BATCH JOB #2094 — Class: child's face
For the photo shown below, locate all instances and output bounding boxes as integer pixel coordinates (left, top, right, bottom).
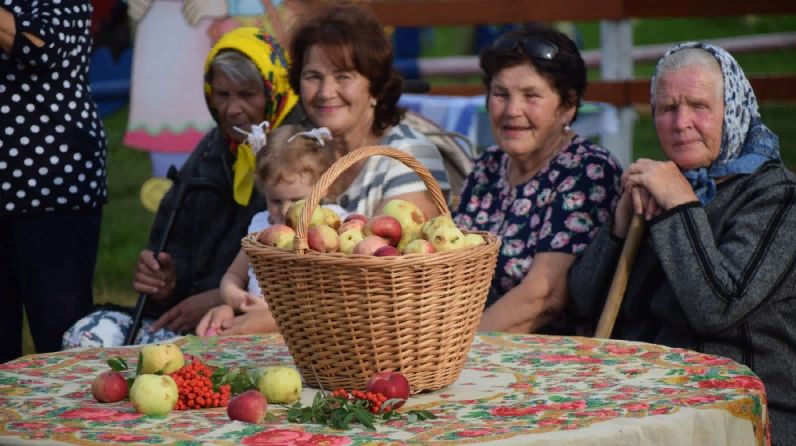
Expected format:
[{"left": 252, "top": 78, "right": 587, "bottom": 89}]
[{"left": 264, "top": 172, "right": 315, "bottom": 225}]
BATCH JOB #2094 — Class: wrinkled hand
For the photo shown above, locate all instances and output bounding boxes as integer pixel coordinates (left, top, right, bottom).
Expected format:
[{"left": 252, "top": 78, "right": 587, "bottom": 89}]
[
  {"left": 220, "top": 309, "right": 278, "bottom": 335},
  {"left": 133, "top": 250, "right": 176, "bottom": 302},
  {"left": 182, "top": 0, "right": 228, "bottom": 26},
  {"left": 127, "top": 0, "right": 154, "bottom": 22},
  {"left": 623, "top": 158, "right": 697, "bottom": 214},
  {"left": 196, "top": 304, "right": 235, "bottom": 337},
  {"left": 149, "top": 290, "right": 221, "bottom": 334}
]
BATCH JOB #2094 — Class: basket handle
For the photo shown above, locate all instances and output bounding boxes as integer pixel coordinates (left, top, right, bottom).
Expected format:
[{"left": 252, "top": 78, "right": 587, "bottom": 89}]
[{"left": 294, "top": 145, "right": 450, "bottom": 253}]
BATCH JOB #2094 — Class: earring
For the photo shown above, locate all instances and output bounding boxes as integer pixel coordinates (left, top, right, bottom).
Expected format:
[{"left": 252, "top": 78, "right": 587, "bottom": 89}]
[
  {"left": 564, "top": 123, "right": 571, "bottom": 132},
  {"left": 370, "top": 98, "right": 377, "bottom": 108}
]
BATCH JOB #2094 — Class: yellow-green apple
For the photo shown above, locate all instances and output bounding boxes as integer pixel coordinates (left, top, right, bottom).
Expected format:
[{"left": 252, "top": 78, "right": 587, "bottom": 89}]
[
  {"left": 339, "top": 229, "right": 364, "bottom": 255},
  {"left": 374, "top": 245, "right": 401, "bottom": 256},
  {"left": 91, "top": 370, "right": 129, "bottom": 403},
  {"left": 139, "top": 343, "right": 185, "bottom": 374},
  {"left": 227, "top": 389, "right": 268, "bottom": 424},
  {"left": 307, "top": 224, "right": 340, "bottom": 253},
  {"left": 366, "top": 371, "right": 410, "bottom": 410},
  {"left": 338, "top": 219, "right": 366, "bottom": 235},
  {"left": 379, "top": 199, "right": 426, "bottom": 251},
  {"left": 364, "top": 215, "right": 402, "bottom": 246},
  {"left": 421, "top": 215, "right": 457, "bottom": 240},
  {"left": 403, "top": 239, "right": 435, "bottom": 255},
  {"left": 257, "top": 224, "right": 295, "bottom": 250},
  {"left": 285, "top": 199, "right": 326, "bottom": 230},
  {"left": 130, "top": 374, "right": 178, "bottom": 415},
  {"left": 257, "top": 366, "right": 302, "bottom": 404},
  {"left": 322, "top": 207, "right": 341, "bottom": 230},
  {"left": 353, "top": 235, "right": 389, "bottom": 255},
  {"left": 462, "top": 233, "right": 486, "bottom": 247},
  {"left": 430, "top": 226, "right": 466, "bottom": 252}
]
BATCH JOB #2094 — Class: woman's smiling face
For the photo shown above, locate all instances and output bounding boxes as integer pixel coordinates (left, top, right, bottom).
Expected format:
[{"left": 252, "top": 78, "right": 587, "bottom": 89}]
[
  {"left": 487, "top": 63, "right": 573, "bottom": 161},
  {"left": 299, "top": 45, "right": 375, "bottom": 142}
]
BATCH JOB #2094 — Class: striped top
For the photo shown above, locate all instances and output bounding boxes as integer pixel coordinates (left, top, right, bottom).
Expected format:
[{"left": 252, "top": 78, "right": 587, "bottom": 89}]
[{"left": 336, "top": 123, "right": 450, "bottom": 216}]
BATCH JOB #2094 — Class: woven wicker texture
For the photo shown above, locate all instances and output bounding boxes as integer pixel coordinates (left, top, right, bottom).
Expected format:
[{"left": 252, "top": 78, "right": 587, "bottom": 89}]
[{"left": 242, "top": 146, "right": 500, "bottom": 393}]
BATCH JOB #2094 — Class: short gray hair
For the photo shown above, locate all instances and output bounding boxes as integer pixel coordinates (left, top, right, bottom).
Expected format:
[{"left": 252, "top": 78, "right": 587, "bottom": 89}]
[
  {"left": 207, "top": 50, "right": 262, "bottom": 87},
  {"left": 651, "top": 48, "right": 723, "bottom": 106}
]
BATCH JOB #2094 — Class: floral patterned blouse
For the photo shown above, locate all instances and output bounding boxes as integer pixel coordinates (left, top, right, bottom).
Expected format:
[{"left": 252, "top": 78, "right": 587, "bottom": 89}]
[{"left": 454, "top": 136, "right": 622, "bottom": 323}]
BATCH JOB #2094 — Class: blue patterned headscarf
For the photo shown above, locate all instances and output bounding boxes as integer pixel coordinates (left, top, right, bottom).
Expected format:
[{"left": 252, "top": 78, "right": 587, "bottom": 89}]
[{"left": 651, "top": 42, "right": 780, "bottom": 205}]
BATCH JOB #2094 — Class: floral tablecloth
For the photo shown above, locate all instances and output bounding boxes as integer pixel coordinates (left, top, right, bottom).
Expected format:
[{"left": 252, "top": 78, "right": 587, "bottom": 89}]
[{"left": 0, "top": 334, "right": 769, "bottom": 445}]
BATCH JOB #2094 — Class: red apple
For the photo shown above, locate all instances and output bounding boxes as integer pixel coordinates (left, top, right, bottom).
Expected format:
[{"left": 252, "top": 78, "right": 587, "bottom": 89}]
[
  {"left": 91, "top": 370, "right": 129, "bottom": 403},
  {"left": 364, "top": 215, "right": 402, "bottom": 246},
  {"left": 344, "top": 213, "right": 369, "bottom": 225},
  {"left": 307, "top": 224, "right": 340, "bottom": 253},
  {"left": 353, "top": 235, "right": 389, "bottom": 255},
  {"left": 366, "top": 371, "right": 410, "bottom": 410},
  {"left": 227, "top": 389, "right": 268, "bottom": 424},
  {"left": 374, "top": 245, "right": 401, "bottom": 256}
]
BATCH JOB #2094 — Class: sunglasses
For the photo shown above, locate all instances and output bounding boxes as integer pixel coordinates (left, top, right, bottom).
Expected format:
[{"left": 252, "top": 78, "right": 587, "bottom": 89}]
[{"left": 492, "top": 36, "right": 558, "bottom": 60}]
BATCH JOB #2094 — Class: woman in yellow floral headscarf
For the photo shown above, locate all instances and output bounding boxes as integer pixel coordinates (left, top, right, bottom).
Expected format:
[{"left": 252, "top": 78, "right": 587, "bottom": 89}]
[{"left": 62, "top": 28, "right": 303, "bottom": 348}]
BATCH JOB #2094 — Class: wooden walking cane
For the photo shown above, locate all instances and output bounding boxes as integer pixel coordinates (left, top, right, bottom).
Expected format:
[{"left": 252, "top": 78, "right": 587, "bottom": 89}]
[{"left": 594, "top": 214, "right": 645, "bottom": 339}]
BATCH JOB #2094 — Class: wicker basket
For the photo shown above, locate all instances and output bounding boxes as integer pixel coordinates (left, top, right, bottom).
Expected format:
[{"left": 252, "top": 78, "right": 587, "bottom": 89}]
[{"left": 242, "top": 146, "right": 500, "bottom": 393}]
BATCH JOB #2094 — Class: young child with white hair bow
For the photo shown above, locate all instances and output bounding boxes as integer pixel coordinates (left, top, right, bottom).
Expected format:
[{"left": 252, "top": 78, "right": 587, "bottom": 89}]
[{"left": 197, "top": 124, "right": 345, "bottom": 336}]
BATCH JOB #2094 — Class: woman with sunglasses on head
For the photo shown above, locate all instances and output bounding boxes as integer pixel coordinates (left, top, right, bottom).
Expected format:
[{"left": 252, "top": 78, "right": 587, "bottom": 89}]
[{"left": 454, "top": 23, "right": 623, "bottom": 334}]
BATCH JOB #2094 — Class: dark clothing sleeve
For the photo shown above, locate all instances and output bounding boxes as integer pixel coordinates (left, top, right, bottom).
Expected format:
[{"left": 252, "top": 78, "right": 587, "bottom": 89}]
[
  {"left": 9, "top": 0, "right": 91, "bottom": 70},
  {"left": 650, "top": 185, "right": 796, "bottom": 334},
  {"left": 567, "top": 222, "right": 625, "bottom": 321}
]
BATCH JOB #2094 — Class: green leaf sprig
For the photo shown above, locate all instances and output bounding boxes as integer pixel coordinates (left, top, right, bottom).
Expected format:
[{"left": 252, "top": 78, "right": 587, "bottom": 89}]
[{"left": 286, "top": 392, "right": 437, "bottom": 431}]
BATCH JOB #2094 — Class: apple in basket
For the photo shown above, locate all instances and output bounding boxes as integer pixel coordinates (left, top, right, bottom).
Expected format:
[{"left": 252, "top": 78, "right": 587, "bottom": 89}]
[
  {"left": 429, "top": 226, "right": 466, "bottom": 252},
  {"left": 91, "top": 370, "right": 129, "bottom": 403},
  {"left": 339, "top": 228, "right": 365, "bottom": 255},
  {"left": 344, "top": 213, "right": 369, "bottom": 225},
  {"left": 307, "top": 224, "right": 340, "bottom": 253},
  {"left": 374, "top": 245, "right": 401, "bottom": 256},
  {"left": 353, "top": 235, "right": 389, "bottom": 255},
  {"left": 338, "top": 218, "right": 366, "bottom": 235},
  {"left": 379, "top": 199, "right": 426, "bottom": 251},
  {"left": 257, "top": 224, "right": 295, "bottom": 250},
  {"left": 403, "top": 238, "right": 435, "bottom": 255},
  {"left": 364, "top": 215, "right": 402, "bottom": 246},
  {"left": 366, "top": 371, "right": 410, "bottom": 409},
  {"left": 420, "top": 215, "right": 458, "bottom": 241},
  {"left": 285, "top": 199, "right": 326, "bottom": 230},
  {"left": 463, "top": 233, "right": 486, "bottom": 247},
  {"left": 322, "top": 207, "right": 342, "bottom": 230}
]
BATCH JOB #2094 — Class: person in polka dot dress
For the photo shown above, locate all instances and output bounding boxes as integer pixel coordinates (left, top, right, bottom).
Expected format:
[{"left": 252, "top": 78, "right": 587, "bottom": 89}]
[{"left": 0, "top": 0, "right": 107, "bottom": 362}]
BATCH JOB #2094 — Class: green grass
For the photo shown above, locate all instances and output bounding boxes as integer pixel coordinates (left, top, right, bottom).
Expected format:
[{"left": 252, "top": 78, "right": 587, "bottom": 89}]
[{"left": 20, "top": 15, "right": 796, "bottom": 355}]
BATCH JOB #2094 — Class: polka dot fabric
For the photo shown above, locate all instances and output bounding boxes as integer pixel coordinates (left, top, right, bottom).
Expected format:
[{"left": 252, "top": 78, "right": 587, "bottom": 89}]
[{"left": 0, "top": 0, "right": 107, "bottom": 215}]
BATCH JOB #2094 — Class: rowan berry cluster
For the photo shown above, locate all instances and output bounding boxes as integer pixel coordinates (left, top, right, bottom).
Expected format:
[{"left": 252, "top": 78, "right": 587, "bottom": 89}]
[
  {"left": 170, "top": 359, "right": 231, "bottom": 410},
  {"left": 331, "top": 388, "right": 389, "bottom": 414}
]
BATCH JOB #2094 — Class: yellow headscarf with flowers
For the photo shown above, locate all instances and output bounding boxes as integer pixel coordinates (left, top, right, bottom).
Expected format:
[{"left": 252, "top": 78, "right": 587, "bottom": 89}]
[{"left": 204, "top": 27, "right": 299, "bottom": 206}]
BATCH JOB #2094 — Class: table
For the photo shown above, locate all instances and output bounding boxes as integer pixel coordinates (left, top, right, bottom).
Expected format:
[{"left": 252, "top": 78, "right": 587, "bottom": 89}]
[{"left": 0, "top": 334, "right": 769, "bottom": 445}]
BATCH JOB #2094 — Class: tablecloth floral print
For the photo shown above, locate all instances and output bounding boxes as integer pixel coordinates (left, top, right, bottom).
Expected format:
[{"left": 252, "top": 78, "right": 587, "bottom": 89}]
[{"left": 0, "top": 333, "right": 769, "bottom": 445}]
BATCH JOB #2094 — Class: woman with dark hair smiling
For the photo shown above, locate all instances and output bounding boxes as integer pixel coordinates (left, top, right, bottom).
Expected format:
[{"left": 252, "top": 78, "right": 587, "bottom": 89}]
[
  {"left": 454, "top": 23, "right": 623, "bottom": 334},
  {"left": 288, "top": 2, "right": 449, "bottom": 218}
]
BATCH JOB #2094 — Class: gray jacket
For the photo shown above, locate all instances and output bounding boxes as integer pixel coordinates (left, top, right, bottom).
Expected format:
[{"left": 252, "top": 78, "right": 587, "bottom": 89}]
[{"left": 568, "top": 161, "right": 796, "bottom": 445}]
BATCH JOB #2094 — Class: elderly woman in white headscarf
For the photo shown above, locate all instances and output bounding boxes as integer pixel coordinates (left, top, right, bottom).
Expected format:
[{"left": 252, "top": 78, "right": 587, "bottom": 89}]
[{"left": 567, "top": 42, "right": 795, "bottom": 444}]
